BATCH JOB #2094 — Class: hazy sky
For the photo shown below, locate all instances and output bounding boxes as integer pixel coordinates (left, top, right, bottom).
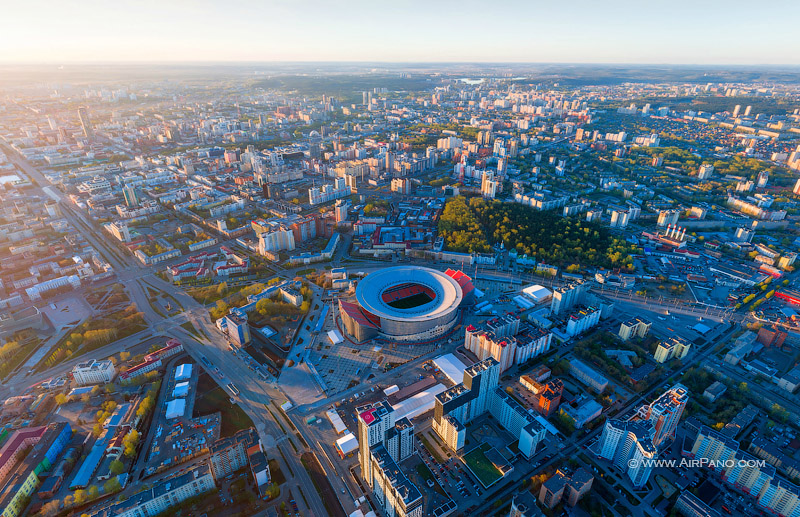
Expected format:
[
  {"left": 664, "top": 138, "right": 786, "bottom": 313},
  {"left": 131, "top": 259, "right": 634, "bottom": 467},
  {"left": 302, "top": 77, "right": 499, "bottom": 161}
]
[{"left": 2, "top": 0, "right": 799, "bottom": 64}]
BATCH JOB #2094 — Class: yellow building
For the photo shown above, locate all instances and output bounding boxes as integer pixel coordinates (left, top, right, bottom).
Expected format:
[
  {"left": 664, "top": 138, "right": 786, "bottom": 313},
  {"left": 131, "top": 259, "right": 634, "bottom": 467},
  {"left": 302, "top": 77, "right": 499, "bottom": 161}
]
[
  {"left": 619, "top": 316, "right": 652, "bottom": 341},
  {"left": 654, "top": 336, "right": 690, "bottom": 363}
]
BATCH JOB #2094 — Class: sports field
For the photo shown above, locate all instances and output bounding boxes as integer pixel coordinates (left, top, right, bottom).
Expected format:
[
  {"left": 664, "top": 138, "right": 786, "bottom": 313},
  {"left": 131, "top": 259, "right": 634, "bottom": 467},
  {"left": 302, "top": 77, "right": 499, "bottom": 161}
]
[
  {"left": 463, "top": 444, "right": 503, "bottom": 488},
  {"left": 387, "top": 291, "right": 434, "bottom": 309}
]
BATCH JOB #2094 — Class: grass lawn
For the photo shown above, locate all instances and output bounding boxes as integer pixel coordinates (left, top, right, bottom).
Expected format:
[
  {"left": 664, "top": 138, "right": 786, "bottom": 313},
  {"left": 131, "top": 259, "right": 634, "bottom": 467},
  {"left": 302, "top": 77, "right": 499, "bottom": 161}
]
[
  {"left": 180, "top": 321, "right": 201, "bottom": 339},
  {"left": 148, "top": 297, "right": 165, "bottom": 318},
  {"left": 415, "top": 463, "right": 446, "bottom": 496},
  {"left": 0, "top": 339, "right": 40, "bottom": 380},
  {"left": 193, "top": 374, "right": 254, "bottom": 437},
  {"left": 463, "top": 444, "right": 503, "bottom": 488},
  {"left": 268, "top": 459, "right": 286, "bottom": 485}
]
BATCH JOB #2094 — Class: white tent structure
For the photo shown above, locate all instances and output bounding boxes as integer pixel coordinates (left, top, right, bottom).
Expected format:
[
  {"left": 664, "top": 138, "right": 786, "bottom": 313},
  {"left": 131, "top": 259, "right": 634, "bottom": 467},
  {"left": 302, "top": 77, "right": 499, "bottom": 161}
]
[
  {"left": 326, "top": 409, "right": 347, "bottom": 434},
  {"left": 172, "top": 382, "right": 190, "bottom": 398},
  {"left": 433, "top": 353, "right": 469, "bottom": 384},
  {"left": 335, "top": 432, "right": 358, "bottom": 457},
  {"left": 391, "top": 384, "right": 447, "bottom": 421},
  {"left": 522, "top": 284, "right": 552, "bottom": 304},
  {"left": 165, "top": 399, "right": 185, "bottom": 420},
  {"left": 175, "top": 364, "right": 192, "bottom": 381},
  {"left": 328, "top": 329, "right": 344, "bottom": 345}
]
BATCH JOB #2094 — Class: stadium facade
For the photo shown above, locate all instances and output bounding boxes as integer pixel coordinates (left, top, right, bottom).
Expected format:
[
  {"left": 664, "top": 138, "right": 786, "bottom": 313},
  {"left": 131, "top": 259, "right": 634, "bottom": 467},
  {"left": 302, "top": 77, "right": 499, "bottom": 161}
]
[{"left": 339, "top": 266, "right": 472, "bottom": 343}]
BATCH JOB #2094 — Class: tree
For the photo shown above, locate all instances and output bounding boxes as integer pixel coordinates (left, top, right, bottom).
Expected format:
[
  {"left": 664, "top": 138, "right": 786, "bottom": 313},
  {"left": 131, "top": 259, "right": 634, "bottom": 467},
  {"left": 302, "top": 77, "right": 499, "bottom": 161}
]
[
  {"left": 40, "top": 499, "right": 61, "bottom": 517},
  {"left": 104, "top": 478, "right": 122, "bottom": 494},
  {"left": 109, "top": 459, "right": 125, "bottom": 476},
  {"left": 123, "top": 429, "right": 140, "bottom": 457},
  {"left": 73, "top": 489, "right": 87, "bottom": 504},
  {"left": 210, "top": 300, "right": 229, "bottom": 320},
  {"left": 119, "top": 351, "right": 131, "bottom": 362},
  {"left": 55, "top": 393, "right": 68, "bottom": 405},
  {"left": 63, "top": 494, "right": 73, "bottom": 508},
  {"left": 87, "top": 485, "right": 99, "bottom": 500}
]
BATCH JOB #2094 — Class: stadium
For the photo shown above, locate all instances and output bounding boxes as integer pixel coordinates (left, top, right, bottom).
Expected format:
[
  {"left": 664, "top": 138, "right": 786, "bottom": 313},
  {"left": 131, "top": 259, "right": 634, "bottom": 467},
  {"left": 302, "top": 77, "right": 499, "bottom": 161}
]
[{"left": 339, "top": 266, "right": 473, "bottom": 343}]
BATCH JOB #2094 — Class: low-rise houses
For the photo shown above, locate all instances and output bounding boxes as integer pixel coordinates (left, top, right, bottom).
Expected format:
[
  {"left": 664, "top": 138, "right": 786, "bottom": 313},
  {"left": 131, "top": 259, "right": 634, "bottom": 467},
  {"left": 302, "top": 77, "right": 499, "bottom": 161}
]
[{"left": 568, "top": 359, "right": 609, "bottom": 392}]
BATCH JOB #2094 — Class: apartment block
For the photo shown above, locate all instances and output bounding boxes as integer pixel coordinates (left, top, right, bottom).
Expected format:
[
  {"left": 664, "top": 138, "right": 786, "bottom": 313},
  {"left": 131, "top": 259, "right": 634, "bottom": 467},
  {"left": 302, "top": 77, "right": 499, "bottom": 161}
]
[
  {"left": 654, "top": 336, "right": 691, "bottom": 364},
  {"left": 538, "top": 467, "right": 593, "bottom": 508},
  {"left": 598, "top": 419, "right": 657, "bottom": 487},
  {"left": 618, "top": 316, "right": 651, "bottom": 341}
]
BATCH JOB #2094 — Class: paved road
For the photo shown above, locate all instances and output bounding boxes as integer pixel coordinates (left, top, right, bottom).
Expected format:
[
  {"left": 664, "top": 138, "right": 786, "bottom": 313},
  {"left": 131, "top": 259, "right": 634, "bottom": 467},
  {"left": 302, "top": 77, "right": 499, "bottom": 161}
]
[{"left": 3, "top": 146, "right": 332, "bottom": 516}]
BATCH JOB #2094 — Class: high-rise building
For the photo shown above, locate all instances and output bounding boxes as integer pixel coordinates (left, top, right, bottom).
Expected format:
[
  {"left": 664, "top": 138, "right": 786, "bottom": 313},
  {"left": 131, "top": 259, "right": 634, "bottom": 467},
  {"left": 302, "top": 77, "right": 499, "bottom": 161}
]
[
  {"left": 481, "top": 171, "right": 497, "bottom": 198},
  {"left": 224, "top": 314, "right": 251, "bottom": 346},
  {"left": 635, "top": 384, "right": 689, "bottom": 446},
  {"left": 688, "top": 425, "right": 800, "bottom": 517},
  {"left": 356, "top": 401, "right": 414, "bottom": 486},
  {"left": 356, "top": 401, "right": 419, "bottom": 517},
  {"left": 598, "top": 419, "right": 657, "bottom": 487},
  {"left": 657, "top": 209, "right": 680, "bottom": 227},
  {"left": 550, "top": 279, "right": 590, "bottom": 315},
  {"left": 733, "top": 105, "right": 741, "bottom": 118},
  {"left": 610, "top": 209, "right": 630, "bottom": 228},
  {"left": 123, "top": 185, "right": 140, "bottom": 207},
  {"left": 433, "top": 358, "right": 546, "bottom": 459},
  {"left": 734, "top": 227, "right": 755, "bottom": 243},
  {"left": 209, "top": 428, "right": 259, "bottom": 481},
  {"left": 757, "top": 171, "right": 769, "bottom": 188},
  {"left": 698, "top": 164, "right": 714, "bottom": 180},
  {"left": 463, "top": 314, "right": 521, "bottom": 372},
  {"left": 793, "top": 178, "right": 800, "bottom": 195},
  {"left": 565, "top": 306, "right": 601, "bottom": 336},
  {"left": 334, "top": 199, "right": 349, "bottom": 224},
  {"left": 78, "top": 107, "right": 94, "bottom": 139}
]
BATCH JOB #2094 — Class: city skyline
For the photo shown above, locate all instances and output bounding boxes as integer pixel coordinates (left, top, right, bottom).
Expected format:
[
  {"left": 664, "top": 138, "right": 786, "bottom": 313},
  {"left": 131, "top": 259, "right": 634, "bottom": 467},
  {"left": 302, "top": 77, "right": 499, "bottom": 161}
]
[{"left": 2, "top": 0, "right": 800, "bottom": 65}]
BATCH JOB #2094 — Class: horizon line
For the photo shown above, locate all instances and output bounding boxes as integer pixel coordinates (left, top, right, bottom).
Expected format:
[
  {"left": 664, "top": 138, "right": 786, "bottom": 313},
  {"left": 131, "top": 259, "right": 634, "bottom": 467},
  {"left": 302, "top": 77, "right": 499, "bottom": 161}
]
[{"left": 1, "top": 60, "right": 800, "bottom": 68}]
